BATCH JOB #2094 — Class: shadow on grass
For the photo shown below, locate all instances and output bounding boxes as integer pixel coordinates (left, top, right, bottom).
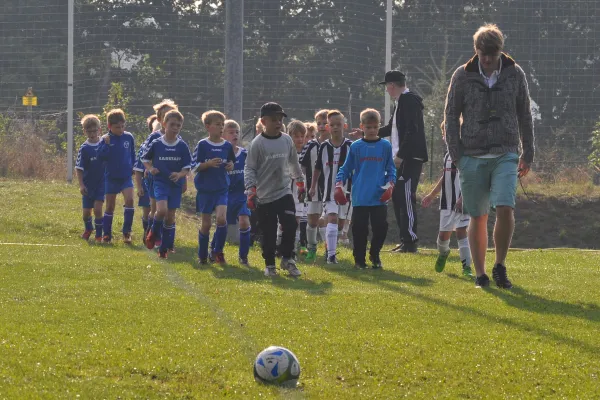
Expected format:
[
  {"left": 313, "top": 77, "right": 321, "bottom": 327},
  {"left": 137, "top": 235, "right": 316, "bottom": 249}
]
[
  {"left": 446, "top": 274, "right": 600, "bottom": 323},
  {"left": 165, "top": 245, "right": 333, "bottom": 296}
]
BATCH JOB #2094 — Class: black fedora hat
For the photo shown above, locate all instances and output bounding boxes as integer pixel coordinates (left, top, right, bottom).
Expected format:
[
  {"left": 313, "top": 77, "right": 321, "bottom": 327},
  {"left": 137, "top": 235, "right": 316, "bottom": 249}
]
[{"left": 379, "top": 70, "right": 406, "bottom": 85}]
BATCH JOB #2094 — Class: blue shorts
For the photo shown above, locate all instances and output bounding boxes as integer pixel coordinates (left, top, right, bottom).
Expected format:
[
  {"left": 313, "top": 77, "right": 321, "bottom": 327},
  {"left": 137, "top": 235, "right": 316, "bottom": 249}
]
[
  {"left": 138, "top": 177, "right": 151, "bottom": 207},
  {"left": 227, "top": 199, "right": 251, "bottom": 224},
  {"left": 196, "top": 191, "right": 228, "bottom": 215},
  {"left": 458, "top": 152, "right": 519, "bottom": 217},
  {"left": 82, "top": 188, "right": 105, "bottom": 209},
  {"left": 153, "top": 181, "right": 183, "bottom": 209},
  {"left": 105, "top": 177, "right": 133, "bottom": 195}
]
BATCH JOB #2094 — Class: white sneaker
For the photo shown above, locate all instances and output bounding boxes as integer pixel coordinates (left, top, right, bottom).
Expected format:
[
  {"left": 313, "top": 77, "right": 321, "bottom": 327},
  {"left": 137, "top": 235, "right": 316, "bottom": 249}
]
[
  {"left": 281, "top": 258, "right": 302, "bottom": 277},
  {"left": 264, "top": 266, "right": 278, "bottom": 277}
]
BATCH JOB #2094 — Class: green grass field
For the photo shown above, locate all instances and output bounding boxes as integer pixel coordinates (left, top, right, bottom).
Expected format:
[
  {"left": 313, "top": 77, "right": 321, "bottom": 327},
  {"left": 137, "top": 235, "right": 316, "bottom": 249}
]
[{"left": 1, "top": 179, "right": 599, "bottom": 399}]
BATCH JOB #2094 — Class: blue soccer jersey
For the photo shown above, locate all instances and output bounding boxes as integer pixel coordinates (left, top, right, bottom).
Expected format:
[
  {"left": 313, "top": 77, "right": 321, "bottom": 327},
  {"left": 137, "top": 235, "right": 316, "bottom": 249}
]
[
  {"left": 192, "top": 138, "right": 236, "bottom": 193},
  {"left": 228, "top": 147, "right": 247, "bottom": 202},
  {"left": 141, "top": 136, "right": 192, "bottom": 188},
  {"left": 336, "top": 137, "right": 396, "bottom": 207},
  {"left": 75, "top": 140, "right": 105, "bottom": 193},
  {"left": 134, "top": 130, "right": 162, "bottom": 173},
  {"left": 98, "top": 131, "right": 136, "bottom": 179}
]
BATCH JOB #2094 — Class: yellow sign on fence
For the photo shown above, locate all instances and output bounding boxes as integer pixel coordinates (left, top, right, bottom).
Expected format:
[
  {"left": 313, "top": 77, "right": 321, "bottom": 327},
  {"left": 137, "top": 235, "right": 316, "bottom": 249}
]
[{"left": 22, "top": 87, "right": 37, "bottom": 106}]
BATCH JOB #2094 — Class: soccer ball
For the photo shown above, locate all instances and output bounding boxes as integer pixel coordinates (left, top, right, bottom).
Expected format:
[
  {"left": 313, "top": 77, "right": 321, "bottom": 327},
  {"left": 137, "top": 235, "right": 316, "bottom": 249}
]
[{"left": 253, "top": 346, "right": 301, "bottom": 386}]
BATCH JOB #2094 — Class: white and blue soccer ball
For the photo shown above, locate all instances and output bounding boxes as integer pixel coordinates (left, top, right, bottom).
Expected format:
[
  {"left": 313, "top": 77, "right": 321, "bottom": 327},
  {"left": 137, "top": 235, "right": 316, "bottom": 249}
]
[{"left": 253, "top": 346, "right": 301, "bottom": 386}]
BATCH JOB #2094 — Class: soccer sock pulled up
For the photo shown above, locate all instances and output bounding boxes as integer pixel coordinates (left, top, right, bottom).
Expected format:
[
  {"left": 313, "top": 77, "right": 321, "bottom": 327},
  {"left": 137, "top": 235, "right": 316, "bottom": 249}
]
[
  {"left": 103, "top": 213, "right": 113, "bottom": 237},
  {"left": 319, "top": 226, "right": 327, "bottom": 243},
  {"left": 306, "top": 225, "right": 318, "bottom": 251},
  {"left": 142, "top": 217, "right": 148, "bottom": 233},
  {"left": 198, "top": 231, "right": 210, "bottom": 260},
  {"left": 94, "top": 218, "right": 103, "bottom": 238},
  {"left": 160, "top": 224, "right": 175, "bottom": 252},
  {"left": 83, "top": 217, "right": 93, "bottom": 232},
  {"left": 123, "top": 207, "right": 135, "bottom": 234},
  {"left": 326, "top": 223, "right": 338, "bottom": 257},
  {"left": 152, "top": 219, "right": 164, "bottom": 242},
  {"left": 458, "top": 237, "right": 471, "bottom": 266},
  {"left": 437, "top": 237, "right": 451, "bottom": 254},
  {"left": 239, "top": 227, "right": 251, "bottom": 259},
  {"left": 214, "top": 224, "right": 228, "bottom": 253}
]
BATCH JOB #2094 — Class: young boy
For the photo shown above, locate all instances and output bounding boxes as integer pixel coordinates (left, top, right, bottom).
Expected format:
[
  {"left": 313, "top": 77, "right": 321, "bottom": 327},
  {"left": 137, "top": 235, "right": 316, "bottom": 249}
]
[
  {"left": 309, "top": 110, "right": 353, "bottom": 264},
  {"left": 142, "top": 110, "right": 191, "bottom": 258},
  {"left": 304, "top": 122, "right": 317, "bottom": 144},
  {"left": 277, "top": 120, "right": 308, "bottom": 256},
  {"left": 134, "top": 100, "right": 178, "bottom": 248},
  {"left": 336, "top": 109, "right": 396, "bottom": 269},
  {"left": 421, "top": 123, "right": 472, "bottom": 276},
  {"left": 245, "top": 102, "right": 305, "bottom": 277},
  {"left": 300, "top": 109, "right": 330, "bottom": 262},
  {"left": 192, "top": 110, "right": 235, "bottom": 264},
  {"left": 98, "top": 109, "right": 136, "bottom": 244},
  {"left": 219, "top": 119, "right": 252, "bottom": 265},
  {"left": 75, "top": 115, "right": 105, "bottom": 242}
]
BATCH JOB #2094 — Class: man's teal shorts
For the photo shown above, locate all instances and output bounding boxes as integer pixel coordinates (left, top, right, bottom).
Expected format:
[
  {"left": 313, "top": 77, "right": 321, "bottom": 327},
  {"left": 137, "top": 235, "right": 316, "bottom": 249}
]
[{"left": 458, "top": 152, "right": 518, "bottom": 217}]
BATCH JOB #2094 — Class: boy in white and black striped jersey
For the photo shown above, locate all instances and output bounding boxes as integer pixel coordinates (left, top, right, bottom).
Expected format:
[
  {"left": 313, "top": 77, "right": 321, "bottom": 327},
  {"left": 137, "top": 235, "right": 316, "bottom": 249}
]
[{"left": 422, "top": 149, "right": 473, "bottom": 277}]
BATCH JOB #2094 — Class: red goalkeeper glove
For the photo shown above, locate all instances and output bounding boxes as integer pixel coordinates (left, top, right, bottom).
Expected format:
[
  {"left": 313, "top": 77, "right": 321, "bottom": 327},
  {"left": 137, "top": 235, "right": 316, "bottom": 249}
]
[
  {"left": 380, "top": 182, "right": 394, "bottom": 203},
  {"left": 247, "top": 187, "right": 258, "bottom": 210},
  {"left": 296, "top": 182, "right": 306, "bottom": 203},
  {"left": 334, "top": 182, "right": 348, "bottom": 205}
]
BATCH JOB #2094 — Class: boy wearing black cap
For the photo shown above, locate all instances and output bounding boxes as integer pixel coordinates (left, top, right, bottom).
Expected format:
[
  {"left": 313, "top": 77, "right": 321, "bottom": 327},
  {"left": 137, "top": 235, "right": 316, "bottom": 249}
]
[{"left": 244, "top": 103, "right": 306, "bottom": 277}]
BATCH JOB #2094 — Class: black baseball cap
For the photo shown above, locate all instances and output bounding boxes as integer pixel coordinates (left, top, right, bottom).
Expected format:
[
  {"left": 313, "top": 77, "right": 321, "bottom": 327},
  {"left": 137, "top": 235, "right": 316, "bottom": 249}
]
[
  {"left": 379, "top": 70, "right": 406, "bottom": 85},
  {"left": 260, "top": 102, "right": 288, "bottom": 118}
]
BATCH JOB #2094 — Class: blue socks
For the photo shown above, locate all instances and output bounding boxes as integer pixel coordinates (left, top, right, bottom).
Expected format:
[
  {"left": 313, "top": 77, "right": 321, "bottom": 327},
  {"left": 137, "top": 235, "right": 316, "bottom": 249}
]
[
  {"left": 214, "top": 224, "right": 228, "bottom": 253},
  {"left": 94, "top": 218, "right": 103, "bottom": 239},
  {"left": 161, "top": 224, "right": 175, "bottom": 252},
  {"left": 239, "top": 227, "right": 251, "bottom": 259},
  {"left": 103, "top": 213, "right": 113, "bottom": 238},
  {"left": 142, "top": 217, "right": 148, "bottom": 233},
  {"left": 152, "top": 219, "right": 164, "bottom": 242},
  {"left": 84, "top": 217, "right": 93, "bottom": 232},
  {"left": 198, "top": 231, "right": 210, "bottom": 260},
  {"left": 123, "top": 207, "right": 135, "bottom": 234}
]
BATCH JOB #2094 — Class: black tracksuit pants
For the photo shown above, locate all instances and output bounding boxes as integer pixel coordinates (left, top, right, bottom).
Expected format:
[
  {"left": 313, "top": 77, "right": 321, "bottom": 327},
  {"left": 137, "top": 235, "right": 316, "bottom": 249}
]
[
  {"left": 392, "top": 160, "right": 423, "bottom": 244},
  {"left": 257, "top": 194, "right": 297, "bottom": 267},
  {"left": 352, "top": 205, "right": 388, "bottom": 264}
]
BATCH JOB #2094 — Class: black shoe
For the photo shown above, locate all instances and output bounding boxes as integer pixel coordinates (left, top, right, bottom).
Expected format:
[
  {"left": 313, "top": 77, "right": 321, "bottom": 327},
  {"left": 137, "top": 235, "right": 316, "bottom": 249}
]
[
  {"left": 370, "top": 254, "right": 383, "bottom": 269},
  {"left": 354, "top": 262, "right": 368, "bottom": 269},
  {"left": 475, "top": 274, "right": 490, "bottom": 288},
  {"left": 399, "top": 242, "right": 418, "bottom": 253},
  {"left": 492, "top": 263, "right": 513, "bottom": 289}
]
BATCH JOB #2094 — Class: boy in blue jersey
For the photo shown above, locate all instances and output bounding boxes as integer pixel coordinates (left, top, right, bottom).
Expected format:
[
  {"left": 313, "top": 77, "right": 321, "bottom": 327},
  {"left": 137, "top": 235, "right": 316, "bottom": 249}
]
[
  {"left": 134, "top": 100, "right": 178, "bottom": 248},
  {"left": 141, "top": 110, "right": 191, "bottom": 258},
  {"left": 75, "top": 115, "right": 105, "bottom": 242},
  {"left": 218, "top": 119, "right": 252, "bottom": 265},
  {"left": 192, "top": 110, "right": 235, "bottom": 265},
  {"left": 336, "top": 109, "right": 396, "bottom": 269},
  {"left": 98, "top": 109, "right": 136, "bottom": 244}
]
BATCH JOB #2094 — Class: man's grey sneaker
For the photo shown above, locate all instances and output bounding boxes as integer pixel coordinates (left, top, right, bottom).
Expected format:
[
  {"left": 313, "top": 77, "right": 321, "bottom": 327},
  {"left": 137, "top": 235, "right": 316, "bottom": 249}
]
[
  {"left": 354, "top": 262, "right": 368, "bottom": 269},
  {"left": 435, "top": 250, "right": 450, "bottom": 273},
  {"left": 492, "top": 263, "right": 513, "bottom": 289},
  {"left": 370, "top": 254, "right": 383, "bottom": 269},
  {"left": 475, "top": 273, "right": 490, "bottom": 288},
  {"left": 327, "top": 255, "right": 338, "bottom": 264},
  {"left": 264, "top": 266, "right": 278, "bottom": 277},
  {"left": 281, "top": 258, "right": 302, "bottom": 277},
  {"left": 239, "top": 257, "right": 249, "bottom": 266}
]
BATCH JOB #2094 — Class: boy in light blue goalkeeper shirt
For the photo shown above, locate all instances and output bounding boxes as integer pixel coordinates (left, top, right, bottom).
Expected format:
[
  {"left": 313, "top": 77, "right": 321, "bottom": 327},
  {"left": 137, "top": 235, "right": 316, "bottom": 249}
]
[
  {"left": 97, "top": 109, "right": 136, "bottom": 244},
  {"left": 192, "top": 110, "right": 235, "bottom": 265},
  {"left": 336, "top": 109, "right": 396, "bottom": 269},
  {"left": 75, "top": 114, "right": 105, "bottom": 242},
  {"left": 141, "top": 110, "right": 191, "bottom": 259}
]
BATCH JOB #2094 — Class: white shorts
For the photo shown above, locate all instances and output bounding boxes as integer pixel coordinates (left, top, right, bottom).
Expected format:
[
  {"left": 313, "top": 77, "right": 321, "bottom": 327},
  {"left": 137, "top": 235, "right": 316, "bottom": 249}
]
[
  {"left": 323, "top": 201, "right": 352, "bottom": 219},
  {"left": 439, "top": 210, "right": 470, "bottom": 232},
  {"left": 307, "top": 201, "right": 323, "bottom": 216},
  {"left": 295, "top": 202, "right": 308, "bottom": 218}
]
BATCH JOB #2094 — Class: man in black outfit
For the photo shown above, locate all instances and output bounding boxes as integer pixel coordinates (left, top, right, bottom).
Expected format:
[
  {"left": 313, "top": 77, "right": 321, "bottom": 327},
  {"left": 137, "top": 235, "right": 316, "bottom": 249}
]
[{"left": 378, "top": 71, "right": 428, "bottom": 253}]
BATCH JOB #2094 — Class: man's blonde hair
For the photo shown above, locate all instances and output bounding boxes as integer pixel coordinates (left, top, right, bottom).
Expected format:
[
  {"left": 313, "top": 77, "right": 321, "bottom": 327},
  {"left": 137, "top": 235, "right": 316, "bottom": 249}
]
[
  {"left": 473, "top": 23, "right": 504, "bottom": 54},
  {"left": 81, "top": 114, "right": 101, "bottom": 130},
  {"left": 153, "top": 99, "right": 178, "bottom": 122},
  {"left": 224, "top": 119, "right": 240, "bottom": 131},
  {"left": 287, "top": 120, "right": 306, "bottom": 137},
  {"left": 360, "top": 108, "right": 381, "bottom": 125},
  {"left": 314, "top": 109, "right": 329, "bottom": 121},
  {"left": 202, "top": 110, "right": 226, "bottom": 126}
]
